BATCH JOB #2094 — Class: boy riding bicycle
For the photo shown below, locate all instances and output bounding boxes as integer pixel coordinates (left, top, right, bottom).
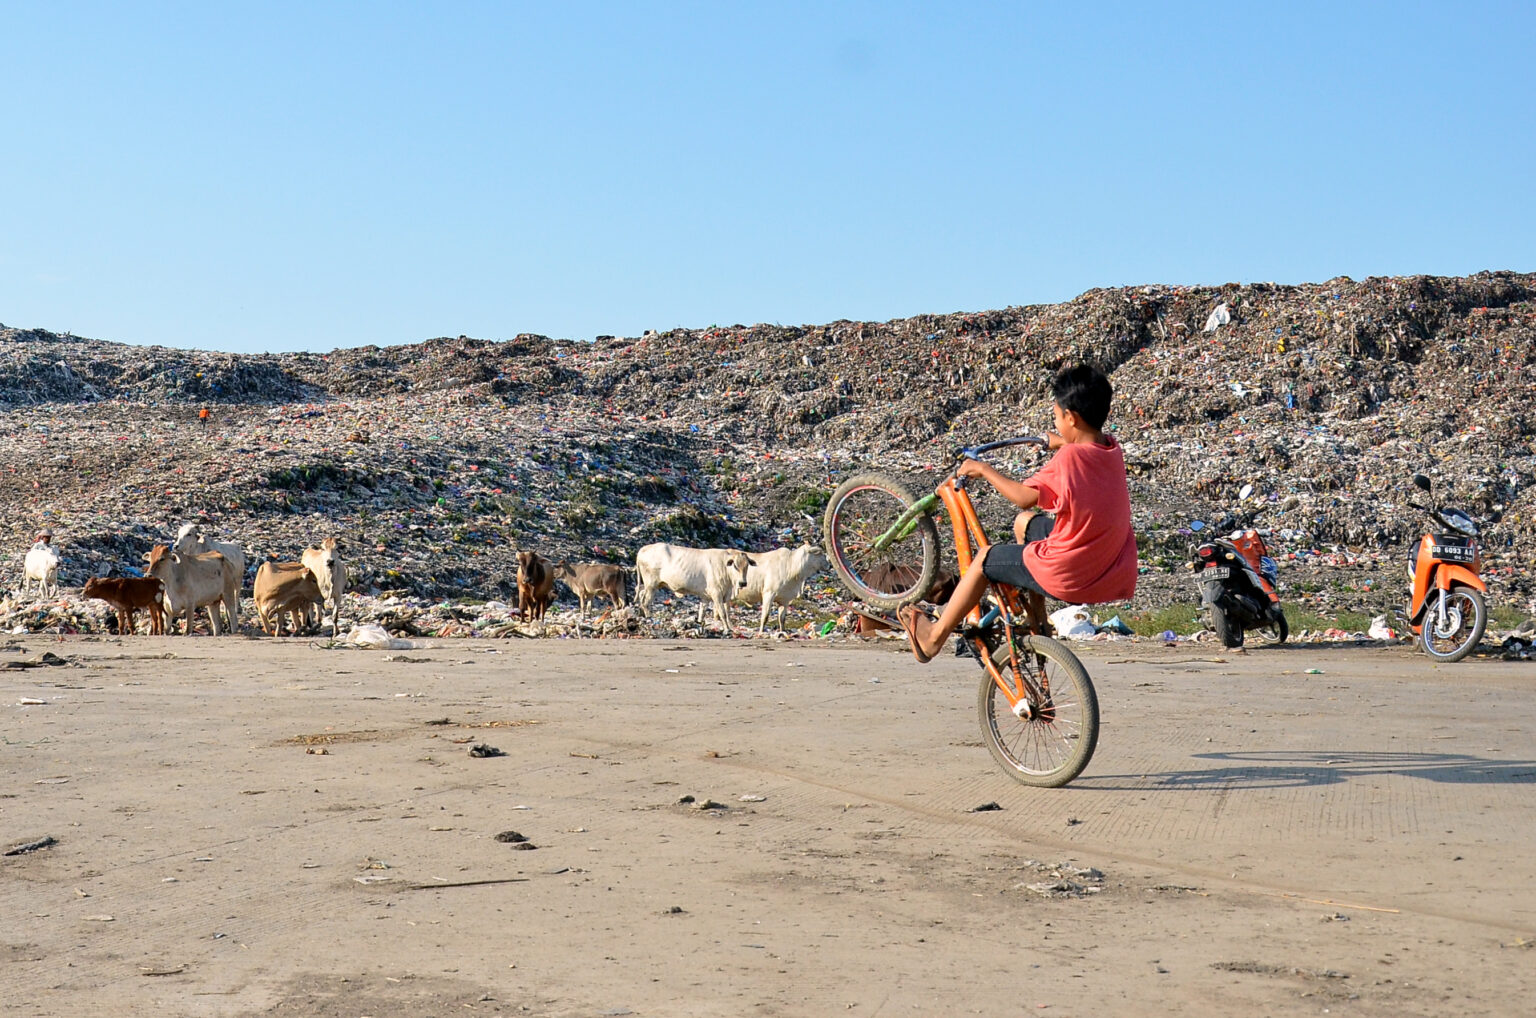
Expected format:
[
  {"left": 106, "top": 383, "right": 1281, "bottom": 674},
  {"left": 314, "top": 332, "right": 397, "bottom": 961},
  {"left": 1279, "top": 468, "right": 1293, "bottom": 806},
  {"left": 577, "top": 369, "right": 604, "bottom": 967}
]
[{"left": 900, "top": 364, "right": 1137, "bottom": 662}]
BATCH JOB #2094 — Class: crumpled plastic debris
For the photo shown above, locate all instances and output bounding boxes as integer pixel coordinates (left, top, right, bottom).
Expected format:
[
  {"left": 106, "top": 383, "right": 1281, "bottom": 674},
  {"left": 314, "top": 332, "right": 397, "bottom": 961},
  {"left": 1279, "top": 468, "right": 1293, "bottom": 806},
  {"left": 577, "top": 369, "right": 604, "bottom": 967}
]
[
  {"left": 343, "top": 623, "right": 421, "bottom": 650},
  {"left": 1048, "top": 604, "right": 1097, "bottom": 640},
  {"left": 1202, "top": 302, "right": 1232, "bottom": 333}
]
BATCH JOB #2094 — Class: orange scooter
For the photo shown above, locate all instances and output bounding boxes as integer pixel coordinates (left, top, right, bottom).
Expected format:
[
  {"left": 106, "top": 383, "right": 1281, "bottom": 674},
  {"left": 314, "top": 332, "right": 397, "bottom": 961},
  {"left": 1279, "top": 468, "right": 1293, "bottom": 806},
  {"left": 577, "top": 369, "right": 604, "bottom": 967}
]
[{"left": 1399, "top": 473, "right": 1487, "bottom": 662}]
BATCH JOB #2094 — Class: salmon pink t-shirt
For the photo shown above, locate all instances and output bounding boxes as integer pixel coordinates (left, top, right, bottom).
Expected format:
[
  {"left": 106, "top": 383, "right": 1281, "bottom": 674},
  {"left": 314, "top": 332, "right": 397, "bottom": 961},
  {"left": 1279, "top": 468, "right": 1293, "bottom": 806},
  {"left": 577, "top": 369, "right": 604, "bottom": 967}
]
[{"left": 1018, "top": 436, "right": 1137, "bottom": 603}]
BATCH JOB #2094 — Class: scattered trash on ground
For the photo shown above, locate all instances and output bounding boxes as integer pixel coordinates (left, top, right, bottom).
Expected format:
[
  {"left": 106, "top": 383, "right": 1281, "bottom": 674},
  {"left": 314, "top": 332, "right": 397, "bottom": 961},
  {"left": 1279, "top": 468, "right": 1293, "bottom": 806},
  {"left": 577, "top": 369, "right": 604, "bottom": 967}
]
[
  {"left": 4, "top": 835, "right": 58, "bottom": 856},
  {"left": 1016, "top": 860, "right": 1106, "bottom": 898}
]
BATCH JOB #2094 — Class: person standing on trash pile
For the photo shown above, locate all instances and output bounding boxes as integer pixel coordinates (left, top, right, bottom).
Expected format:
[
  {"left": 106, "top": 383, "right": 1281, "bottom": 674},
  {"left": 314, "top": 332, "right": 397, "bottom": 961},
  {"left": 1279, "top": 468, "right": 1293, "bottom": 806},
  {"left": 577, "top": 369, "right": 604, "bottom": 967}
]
[{"left": 900, "top": 364, "right": 1138, "bottom": 662}]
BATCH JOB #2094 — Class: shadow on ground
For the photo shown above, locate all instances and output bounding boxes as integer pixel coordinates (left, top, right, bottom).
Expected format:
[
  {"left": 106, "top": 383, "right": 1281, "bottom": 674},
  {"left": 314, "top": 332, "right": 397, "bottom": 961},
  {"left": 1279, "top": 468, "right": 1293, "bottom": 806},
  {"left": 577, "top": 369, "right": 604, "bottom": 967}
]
[{"left": 1081, "top": 750, "right": 1536, "bottom": 791}]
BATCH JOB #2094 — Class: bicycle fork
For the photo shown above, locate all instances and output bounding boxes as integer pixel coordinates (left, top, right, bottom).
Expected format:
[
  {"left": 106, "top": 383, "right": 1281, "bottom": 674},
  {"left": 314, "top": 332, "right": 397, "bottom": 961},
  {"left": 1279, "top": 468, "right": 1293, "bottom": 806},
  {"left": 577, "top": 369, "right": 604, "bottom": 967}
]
[
  {"left": 870, "top": 493, "right": 942, "bottom": 554},
  {"left": 968, "top": 607, "right": 1045, "bottom": 721}
]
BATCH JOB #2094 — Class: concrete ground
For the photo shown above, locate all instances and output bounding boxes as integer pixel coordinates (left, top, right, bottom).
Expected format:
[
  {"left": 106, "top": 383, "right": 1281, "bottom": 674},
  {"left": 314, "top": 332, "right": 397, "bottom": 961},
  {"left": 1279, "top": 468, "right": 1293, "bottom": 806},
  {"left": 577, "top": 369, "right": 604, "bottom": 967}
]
[{"left": 2, "top": 635, "right": 1533, "bottom": 1016}]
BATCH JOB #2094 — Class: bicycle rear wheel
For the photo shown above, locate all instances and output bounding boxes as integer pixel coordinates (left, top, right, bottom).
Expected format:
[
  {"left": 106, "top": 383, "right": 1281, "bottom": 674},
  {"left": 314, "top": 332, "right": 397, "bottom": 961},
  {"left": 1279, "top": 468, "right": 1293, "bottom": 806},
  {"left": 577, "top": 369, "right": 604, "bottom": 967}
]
[
  {"left": 824, "top": 472, "right": 940, "bottom": 610},
  {"left": 978, "top": 635, "right": 1098, "bottom": 788}
]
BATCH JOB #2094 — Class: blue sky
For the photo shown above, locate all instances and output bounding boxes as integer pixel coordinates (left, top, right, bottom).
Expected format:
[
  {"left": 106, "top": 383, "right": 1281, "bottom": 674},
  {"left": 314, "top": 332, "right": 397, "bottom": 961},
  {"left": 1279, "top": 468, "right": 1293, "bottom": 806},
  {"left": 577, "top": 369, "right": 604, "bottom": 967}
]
[{"left": 2, "top": 1, "right": 1531, "bottom": 353}]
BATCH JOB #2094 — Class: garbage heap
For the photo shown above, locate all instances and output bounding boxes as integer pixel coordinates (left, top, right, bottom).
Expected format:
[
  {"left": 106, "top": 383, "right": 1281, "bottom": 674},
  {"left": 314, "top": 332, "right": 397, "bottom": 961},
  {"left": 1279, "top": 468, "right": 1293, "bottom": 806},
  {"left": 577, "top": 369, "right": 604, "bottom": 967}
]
[{"left": 1, "top": 270, "right": 1532, "bottom": 632}]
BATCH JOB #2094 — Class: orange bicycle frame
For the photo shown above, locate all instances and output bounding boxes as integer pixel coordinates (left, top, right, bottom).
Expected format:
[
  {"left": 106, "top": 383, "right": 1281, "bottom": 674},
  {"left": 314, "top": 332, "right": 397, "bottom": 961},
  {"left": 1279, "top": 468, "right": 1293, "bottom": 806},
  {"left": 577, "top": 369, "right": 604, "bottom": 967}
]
[{"left": 935, "top": 478, "right": 1033, "bottom": 709}]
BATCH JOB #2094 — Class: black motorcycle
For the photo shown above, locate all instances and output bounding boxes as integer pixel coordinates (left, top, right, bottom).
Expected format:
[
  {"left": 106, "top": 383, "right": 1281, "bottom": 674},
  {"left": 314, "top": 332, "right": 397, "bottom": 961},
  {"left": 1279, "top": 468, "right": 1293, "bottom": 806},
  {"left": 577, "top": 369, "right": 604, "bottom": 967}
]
[{"left": 1187, "top": 511, "right": 1288, "bottom": 649}]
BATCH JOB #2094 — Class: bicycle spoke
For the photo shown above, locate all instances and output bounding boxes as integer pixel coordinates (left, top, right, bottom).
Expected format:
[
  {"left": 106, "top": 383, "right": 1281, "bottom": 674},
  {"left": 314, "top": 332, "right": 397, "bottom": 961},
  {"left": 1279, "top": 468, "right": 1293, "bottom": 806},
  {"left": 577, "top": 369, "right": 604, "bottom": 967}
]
[
  {"left": 980, "top": 635, "right": 1098, "bottom": 787},
  {"left": 824, "top": 474, "right": 940, "bottom": 609}
]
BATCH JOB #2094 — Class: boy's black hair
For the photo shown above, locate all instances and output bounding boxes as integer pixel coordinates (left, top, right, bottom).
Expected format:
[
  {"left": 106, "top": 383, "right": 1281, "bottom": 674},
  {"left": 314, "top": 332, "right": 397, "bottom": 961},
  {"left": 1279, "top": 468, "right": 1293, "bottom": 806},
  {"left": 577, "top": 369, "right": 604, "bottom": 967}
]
[{"left": 1052, "top": 364, "right": 1112, "bottom": 430}]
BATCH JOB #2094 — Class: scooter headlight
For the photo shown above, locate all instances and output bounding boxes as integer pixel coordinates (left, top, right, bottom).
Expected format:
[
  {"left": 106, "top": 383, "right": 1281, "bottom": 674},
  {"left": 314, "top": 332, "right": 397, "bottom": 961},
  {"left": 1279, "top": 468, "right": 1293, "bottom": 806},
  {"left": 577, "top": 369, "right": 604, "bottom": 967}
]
[{"left": 1441, "top": 508, "right": 1478, "bottom": 537}]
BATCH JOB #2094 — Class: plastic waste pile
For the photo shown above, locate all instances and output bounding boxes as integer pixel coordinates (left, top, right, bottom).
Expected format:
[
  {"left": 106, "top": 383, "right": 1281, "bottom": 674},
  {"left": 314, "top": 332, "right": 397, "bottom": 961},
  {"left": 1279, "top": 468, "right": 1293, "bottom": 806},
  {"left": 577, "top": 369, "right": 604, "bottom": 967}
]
[{"left": 0, "top": 270, "right": 1532, "bottom": 641}]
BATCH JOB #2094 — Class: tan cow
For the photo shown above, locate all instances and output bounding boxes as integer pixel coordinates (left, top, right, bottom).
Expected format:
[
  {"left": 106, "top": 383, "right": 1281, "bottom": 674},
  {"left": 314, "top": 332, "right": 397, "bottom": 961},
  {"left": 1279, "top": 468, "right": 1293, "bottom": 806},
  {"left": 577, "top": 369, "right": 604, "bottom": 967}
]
[
  {"left": 173, "top": 523, "right": 246, "bottom": 626},
  {"left": 144, "top": 545, "right": 240, "bottom": 636},
  {"left": 300, "top": 538, "right": 347, "bottom": 635},
  {"left": 253, "top": 561, "right": 324, "bottom": 636},
  {"left": 552, "top": 561, "right": 628, "bottom": 617}
]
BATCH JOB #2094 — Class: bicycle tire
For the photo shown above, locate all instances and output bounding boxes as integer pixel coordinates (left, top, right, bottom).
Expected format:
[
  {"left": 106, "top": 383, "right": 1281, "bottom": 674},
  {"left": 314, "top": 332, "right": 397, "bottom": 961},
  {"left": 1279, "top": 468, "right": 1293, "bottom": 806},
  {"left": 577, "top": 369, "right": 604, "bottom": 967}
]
[
  {"left": 978, "top": 634, "right": 1099, "bottom": 788},
  {"left": 823, "top": 472, "right": 940, "bottom": 610}
]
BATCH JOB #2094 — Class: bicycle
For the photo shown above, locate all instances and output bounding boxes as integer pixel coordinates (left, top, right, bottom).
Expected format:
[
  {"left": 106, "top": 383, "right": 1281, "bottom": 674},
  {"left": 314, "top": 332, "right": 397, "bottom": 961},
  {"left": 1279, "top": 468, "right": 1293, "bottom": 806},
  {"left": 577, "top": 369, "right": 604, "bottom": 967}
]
[{"left": 822, "top": 436, "right": 1100, "bottom": 788}]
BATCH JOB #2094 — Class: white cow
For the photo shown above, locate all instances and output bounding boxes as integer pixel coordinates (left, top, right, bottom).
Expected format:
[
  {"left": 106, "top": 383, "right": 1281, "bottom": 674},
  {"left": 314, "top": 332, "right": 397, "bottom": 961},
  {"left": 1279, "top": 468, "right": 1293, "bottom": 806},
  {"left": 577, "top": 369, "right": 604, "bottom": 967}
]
[
  {"left": 635, "top": 543, "right": 754, "bottom": 628},
  {"left": 174, "top": 523, "right": 246, "bottom": 626},
  {"left": 301, "top": 537, "right": 348, "bottom": 635},
  {"left": 733, "top": 544, "right": 831, "bottom": 635},
  {"left": 23, "top": 542, "right": 60, "bottom": 597},
  {"left": 145, "top": 544, "right": 240, "bottom": 636}
]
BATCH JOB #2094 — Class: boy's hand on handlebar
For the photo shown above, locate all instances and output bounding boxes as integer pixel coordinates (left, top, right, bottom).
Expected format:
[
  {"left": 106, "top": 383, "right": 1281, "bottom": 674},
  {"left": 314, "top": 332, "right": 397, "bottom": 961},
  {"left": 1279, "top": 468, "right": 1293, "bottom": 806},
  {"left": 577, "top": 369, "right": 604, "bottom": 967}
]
[
  {"left": 1046, "top": 431, "right": 1065, "bottom": 452},
  {"left": 957, "top": 459, "right": 989, "bottom": 479}
]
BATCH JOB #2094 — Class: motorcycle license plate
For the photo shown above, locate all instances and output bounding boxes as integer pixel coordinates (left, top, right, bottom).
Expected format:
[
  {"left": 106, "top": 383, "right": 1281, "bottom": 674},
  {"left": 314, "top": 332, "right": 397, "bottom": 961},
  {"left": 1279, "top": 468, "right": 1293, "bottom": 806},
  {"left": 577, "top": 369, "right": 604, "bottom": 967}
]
[
  {"left": 1199, "top": 566, "right": 1231, "bottom": 580},
  {"left": 1431, "top": 544, "right": 1475, "bottom": 563}
]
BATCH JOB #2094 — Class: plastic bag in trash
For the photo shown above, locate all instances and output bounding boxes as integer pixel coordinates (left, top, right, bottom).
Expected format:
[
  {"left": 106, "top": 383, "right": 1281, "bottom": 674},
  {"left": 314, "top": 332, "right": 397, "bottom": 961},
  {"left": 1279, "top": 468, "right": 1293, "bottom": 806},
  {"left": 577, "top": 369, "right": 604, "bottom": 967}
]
[
  {"left": 1202, "top": 302, "right": 1231, "bottom": 333},
  {"left": 344, "top": 623, "right": 418, "bottom": 650},
  {"left": 1049, "top": 605, "right": 1097, "bottom": 640},
  {"left": 1099, "top": 615, "right": 1134, "bottom": 636},
  {"left": 1367, "top": 615, "right": 1397, "bottom": 641}
]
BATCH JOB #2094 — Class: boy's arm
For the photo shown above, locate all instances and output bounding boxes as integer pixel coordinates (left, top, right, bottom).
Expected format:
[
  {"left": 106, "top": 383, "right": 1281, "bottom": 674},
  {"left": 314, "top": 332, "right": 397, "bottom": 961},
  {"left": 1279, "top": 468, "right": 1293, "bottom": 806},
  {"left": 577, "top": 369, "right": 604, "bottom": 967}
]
[{"left": 956, "top": 460, "right": 1041, "bottom": 511}]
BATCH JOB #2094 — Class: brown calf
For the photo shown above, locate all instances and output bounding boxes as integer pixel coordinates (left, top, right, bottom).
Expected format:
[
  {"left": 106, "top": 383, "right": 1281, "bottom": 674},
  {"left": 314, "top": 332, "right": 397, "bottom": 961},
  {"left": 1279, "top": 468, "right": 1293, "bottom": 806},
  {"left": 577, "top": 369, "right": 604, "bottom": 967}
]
[
  {"left": 517, "top": 551, "right": 555, "bottom": 622},
  {"left": 82, "top": 576, "right": 166, "bottom": 636}
]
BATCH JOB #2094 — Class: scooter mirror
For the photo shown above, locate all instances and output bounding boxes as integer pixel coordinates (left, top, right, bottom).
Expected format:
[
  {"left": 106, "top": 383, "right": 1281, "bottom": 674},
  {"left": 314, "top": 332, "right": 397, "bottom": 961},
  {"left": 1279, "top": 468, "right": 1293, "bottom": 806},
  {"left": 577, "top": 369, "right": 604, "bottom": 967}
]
[
  {"left": 1412, "top": 474, "right": 1432, "bottom": 492},
  {"left": 1190, "top": 520, "right": 1206, "bottom": 533},
  {"left": 1238, "top": 483, "right": 1254, "bottom": 501}
]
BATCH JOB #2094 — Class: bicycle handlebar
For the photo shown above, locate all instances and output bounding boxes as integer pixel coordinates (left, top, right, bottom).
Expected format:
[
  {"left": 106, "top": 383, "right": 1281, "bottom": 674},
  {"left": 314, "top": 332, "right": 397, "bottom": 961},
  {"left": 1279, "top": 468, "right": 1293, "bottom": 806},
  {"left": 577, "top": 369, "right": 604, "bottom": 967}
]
[{"left": 954, "top": 435, "right": 1048, "bottom": 462}]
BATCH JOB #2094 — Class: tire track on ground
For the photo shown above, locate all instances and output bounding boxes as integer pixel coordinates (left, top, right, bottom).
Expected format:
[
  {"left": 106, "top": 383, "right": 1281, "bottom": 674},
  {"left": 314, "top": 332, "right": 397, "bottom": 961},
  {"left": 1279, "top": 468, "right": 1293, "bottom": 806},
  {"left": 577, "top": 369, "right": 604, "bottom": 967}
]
[{"left": 567, "top": 728, "right": 1536, "bottom": 938}]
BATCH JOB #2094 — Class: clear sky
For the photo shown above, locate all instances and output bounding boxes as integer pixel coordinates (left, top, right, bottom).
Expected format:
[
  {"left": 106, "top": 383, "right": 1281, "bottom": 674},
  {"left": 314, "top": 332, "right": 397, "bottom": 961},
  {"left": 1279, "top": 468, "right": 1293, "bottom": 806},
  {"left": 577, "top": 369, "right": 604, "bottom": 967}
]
[{"left": 3, "top": 1, "right": 1532, "bottom": 354}]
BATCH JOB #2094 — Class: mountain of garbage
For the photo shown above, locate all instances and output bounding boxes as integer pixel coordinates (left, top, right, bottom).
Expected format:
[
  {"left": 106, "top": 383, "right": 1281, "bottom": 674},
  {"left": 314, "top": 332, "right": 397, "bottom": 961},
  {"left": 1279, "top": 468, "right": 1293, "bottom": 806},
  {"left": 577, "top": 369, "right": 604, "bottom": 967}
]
[{"left": 2, "top": 269, "right": 1532, "bottom": 628}]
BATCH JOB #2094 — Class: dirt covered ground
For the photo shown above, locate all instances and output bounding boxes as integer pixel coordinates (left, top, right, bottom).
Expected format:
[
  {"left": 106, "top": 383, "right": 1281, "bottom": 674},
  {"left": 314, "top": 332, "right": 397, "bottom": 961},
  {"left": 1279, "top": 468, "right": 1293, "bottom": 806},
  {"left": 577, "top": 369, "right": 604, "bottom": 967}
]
[{"left": 3, "top": 636, "right": 1533, "bottom": 1016}]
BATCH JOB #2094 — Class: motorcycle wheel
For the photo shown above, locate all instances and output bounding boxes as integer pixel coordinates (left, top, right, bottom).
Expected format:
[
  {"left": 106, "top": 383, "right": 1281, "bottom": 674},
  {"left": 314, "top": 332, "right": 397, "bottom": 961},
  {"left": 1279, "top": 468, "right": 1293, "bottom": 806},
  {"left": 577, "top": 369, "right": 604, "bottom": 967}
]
[
  {"left": 1211, "top": 605, "right": 1243, "bottom": 648},
  {"left": 1252, "top": 609, "right": 1289, "bottom": 645},
  {"left": 1419, "top": 586, "right": 1486, "bottom": 663}
]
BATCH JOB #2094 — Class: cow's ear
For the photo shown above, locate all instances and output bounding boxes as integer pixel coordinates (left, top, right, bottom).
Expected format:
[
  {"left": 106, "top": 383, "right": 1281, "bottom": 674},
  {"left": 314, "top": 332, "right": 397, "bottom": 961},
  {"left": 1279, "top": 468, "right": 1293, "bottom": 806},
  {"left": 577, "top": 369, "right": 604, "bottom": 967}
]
[{"left": 745, "top": 556, "right": 758, "bottom": 567}]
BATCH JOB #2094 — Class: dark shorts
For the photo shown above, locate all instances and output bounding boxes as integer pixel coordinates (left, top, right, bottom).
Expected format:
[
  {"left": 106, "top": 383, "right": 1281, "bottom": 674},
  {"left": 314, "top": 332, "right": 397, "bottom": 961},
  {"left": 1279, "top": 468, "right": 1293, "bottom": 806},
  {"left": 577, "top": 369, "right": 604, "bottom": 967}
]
[{"left": 982, "top": 514, "right": 1055, "bottom": 598}]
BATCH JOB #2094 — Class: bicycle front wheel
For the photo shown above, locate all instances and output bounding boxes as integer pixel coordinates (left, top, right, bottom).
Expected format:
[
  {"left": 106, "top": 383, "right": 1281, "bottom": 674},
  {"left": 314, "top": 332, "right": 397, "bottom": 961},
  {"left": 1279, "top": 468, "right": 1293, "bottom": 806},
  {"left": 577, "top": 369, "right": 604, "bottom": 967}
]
[
  {"left": 979, "top": 635, "right": 1099, "bottom": 788},
  {"left": 824, "top": 472, "right": 940, "bottom": 610}
]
